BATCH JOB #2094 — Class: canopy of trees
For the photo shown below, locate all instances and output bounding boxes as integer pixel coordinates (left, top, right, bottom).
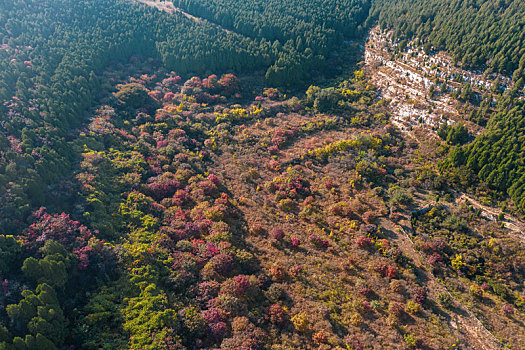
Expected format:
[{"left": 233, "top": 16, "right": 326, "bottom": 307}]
[
  {"left": 174, "top": 0, "right": 371, "bottom": 85},
  {"left": 1, "top": 0, "right": 524, "bottom": 348},
  {"left": 0, "top": 0, "right": 271, "bottom": 232},
  {"left": 449, "top": 102, "right": 525, "bottom": 212},
  {"left": 372, "top": 0, "right": 525, "bottom": 80},
  {"left": 0, "top": 0, "right": 374, "bottom": 232}
]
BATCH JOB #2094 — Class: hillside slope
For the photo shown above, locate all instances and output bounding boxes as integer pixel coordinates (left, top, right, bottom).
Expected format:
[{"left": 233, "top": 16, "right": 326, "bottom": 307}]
[{"left": 0, "top": 0, "right": 523, "bottom": 349}]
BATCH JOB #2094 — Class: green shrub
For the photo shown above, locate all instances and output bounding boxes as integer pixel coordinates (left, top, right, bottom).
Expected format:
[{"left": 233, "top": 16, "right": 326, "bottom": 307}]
[{"left": 437, "top": 292, "right": 452, "bottom": 308}]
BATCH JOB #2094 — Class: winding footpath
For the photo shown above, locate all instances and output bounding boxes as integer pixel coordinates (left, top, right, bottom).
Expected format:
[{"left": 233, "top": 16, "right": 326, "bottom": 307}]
[
  {"left": 379, "top": 217, "right": 503, "bottom": 349},
  {"left": 456, "top": 193, "right": 525, "bottom": 242},
  {"left": 135, "top": 0, "right": 234, "bottom": 34}
]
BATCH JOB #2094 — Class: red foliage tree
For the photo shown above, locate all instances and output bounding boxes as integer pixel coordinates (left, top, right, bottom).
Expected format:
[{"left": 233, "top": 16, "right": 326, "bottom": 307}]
[
  {"left": 309, "top": 234, "right": 329, "bottom": 248},
  {"left": 24, "top": 208, "right": 104, "bottom": 270},
  {"left": 218, "top": 74, "right": 239, "bottom": 96},
  {"left": 414, "top": 287, "right": 427, "bottom": 305},
  {"left": 355, "top": 236, "right": 373, "bottom": 249},
  {"left": 25, "top": 207, "right": 93, "bottom": 250},
  {"left": 270, "top": 227, "right": 285, "bottom": 241},
  {"left": 290, "top": 237, "right": 301, "bottom": 247},
  {"left": 268, "top": 303, "right": 285, "bottom": 324}
]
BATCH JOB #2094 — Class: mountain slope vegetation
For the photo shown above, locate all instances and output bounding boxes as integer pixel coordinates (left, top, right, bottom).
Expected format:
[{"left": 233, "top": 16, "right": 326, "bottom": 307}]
[
  {"left": 0, "top": 0, "right": 524, "bottom": 349},
  {"left": 0, "top": 0, "right": 274, "bottom": 232},
  {"left": 372, "top": 0, "right": 525, "bottom": 215},
  {"left": 372, "top": 0, "right": 525, "bottom": 78}
]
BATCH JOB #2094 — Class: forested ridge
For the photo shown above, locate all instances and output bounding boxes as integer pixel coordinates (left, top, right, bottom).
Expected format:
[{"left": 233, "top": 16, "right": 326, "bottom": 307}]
[
  {"left": 448, "top": 101, "right": 525, "bottom": 211},
  {"left": 372, "top": 0, "right": 525, "bottom": 79},
  {"left": 0, "top": 0, "right": 525, "bottom": 348},
  {"left": 0, "top": 0, "right": 272, "bottom": 233},
  {"left": 173, "top": 0, "right": 371, "bottom": 84},
  {"left": 370, "top": 0, "right": 525, "bottom": 214},
  {"left": 0, "top": 0, "right": 377, "bottom": 233}
]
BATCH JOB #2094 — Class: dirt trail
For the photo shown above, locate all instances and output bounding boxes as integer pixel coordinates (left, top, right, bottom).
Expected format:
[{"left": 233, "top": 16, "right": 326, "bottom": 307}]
[
  {"left": 457, "top": 193, "right": 525, "bottom": 240},
  {"left": 134, "top": 0, "right": 234, "bottom": 34},
  {"left": 379, "top": 217, "right": 503, "bottom": 349},
  {"left": 364, "top": 26, "right": 510, "bottom": 346}
]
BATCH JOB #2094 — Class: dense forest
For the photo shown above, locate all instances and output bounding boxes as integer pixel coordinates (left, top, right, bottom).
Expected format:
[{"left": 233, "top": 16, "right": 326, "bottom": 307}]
[
  {"left": 173, "top": 0, "right": 371, "bottom": 84},
  {"left": 0, "top": 0, "right": 524, "bottom": 348},
  {"left": 0, "top": 0, "right": 377, "bottom": 233},
  {"left": 371, "top": 0, "right": 525, "bottom": 213},
  {"left": 448, "top": 101, "right": 525, "bottom": 211},
  {"left": 0, "top": 0, "right": 270, "bottom": 234},
  {"left": 372, "top": 0, "right": 525, "bottom": 79}
]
